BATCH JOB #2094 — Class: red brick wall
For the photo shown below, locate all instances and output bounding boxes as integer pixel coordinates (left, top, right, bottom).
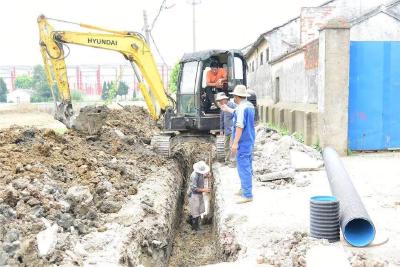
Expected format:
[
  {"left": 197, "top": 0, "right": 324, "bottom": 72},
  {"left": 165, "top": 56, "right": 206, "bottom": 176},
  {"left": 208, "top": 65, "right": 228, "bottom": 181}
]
[
  {"left": 300, "top": 6, "right": 336, "bottom": 45},
  {"left": 304, "top": 40, "right": 319, "bottom": 70}
]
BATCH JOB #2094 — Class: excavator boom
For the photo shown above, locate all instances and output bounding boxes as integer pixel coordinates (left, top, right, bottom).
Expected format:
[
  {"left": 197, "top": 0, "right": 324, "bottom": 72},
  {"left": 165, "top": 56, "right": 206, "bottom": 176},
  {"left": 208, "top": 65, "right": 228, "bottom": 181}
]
[{"left": 37, "top": 15, "right": 172, "bottom": 127}]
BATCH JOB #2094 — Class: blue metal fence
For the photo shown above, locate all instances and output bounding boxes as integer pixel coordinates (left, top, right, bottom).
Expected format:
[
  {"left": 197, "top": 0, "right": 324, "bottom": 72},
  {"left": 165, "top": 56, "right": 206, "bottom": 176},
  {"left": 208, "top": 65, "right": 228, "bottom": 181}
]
[{"left": 348, "top": 41, "right": 400, "bottom": 150}]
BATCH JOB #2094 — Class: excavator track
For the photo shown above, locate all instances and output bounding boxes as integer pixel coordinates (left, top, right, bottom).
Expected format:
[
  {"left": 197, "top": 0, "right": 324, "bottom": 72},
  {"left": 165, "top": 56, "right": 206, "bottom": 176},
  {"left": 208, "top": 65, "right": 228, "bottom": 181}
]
[
  {"left": 215, "top": 135, "right": 226, "bottom": 161},
  {"left": 151, "top": 135, "right": 172, "bottom": 157}
]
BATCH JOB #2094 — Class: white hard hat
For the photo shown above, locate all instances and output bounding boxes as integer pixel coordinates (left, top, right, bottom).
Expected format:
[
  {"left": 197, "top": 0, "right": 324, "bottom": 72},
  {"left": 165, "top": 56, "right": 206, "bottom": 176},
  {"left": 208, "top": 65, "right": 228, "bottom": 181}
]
[
  {"left": 215, "top": 92, "right": 229, "bottom": 102},
  {"left": 230, "top": 85, "right": 251, "bottom": 97},
  {"left": 193, "top": 161, "right": 210, "bottom": 174}
]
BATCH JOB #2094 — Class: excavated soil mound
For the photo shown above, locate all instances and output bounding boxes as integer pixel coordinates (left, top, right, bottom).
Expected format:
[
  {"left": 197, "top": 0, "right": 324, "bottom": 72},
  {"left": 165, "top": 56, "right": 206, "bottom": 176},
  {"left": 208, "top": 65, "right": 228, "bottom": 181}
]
[{"left": 0, "top": 106, "right": 170, "bottom": 266}]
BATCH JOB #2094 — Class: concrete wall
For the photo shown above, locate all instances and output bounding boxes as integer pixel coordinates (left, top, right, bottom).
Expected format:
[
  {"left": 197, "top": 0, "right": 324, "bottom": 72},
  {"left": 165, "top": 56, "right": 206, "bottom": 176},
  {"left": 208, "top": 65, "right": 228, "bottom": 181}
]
[
  {"left": 247, "top": 63, "right": 272, "bottom": 104},
  {"left": 389, "top": 2, "right": 400, "bottom": 16},
  {"left": 272, "top": 52, "right": 307, "bottom": 104},
  {"left": 270, "top": 41, "right": 319, "bottom": 105},
  {"left": 300, "top": 6, "right": 337, "bottom": 45},
  {"left": 267, "top": 18, "right": 301, "bottom": 61},
  {"left": 247, "top": 40, "right": 273, "bottom": 103},
  {"left": 318, "top": 21, "right": 350, "bottom": 155},
  {"left": 351, "top": 12, "right": 400, "bottom": 40},
  {"left": 324, "top": 0, "right": 394, "bottom": 20}
]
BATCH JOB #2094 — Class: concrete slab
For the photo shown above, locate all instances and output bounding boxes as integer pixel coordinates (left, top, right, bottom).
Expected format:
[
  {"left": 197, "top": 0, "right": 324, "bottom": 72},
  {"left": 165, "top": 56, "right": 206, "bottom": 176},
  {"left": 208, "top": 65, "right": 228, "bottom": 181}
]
[{"left": 290, "top": 150, "right": 324, "bottom": 171}]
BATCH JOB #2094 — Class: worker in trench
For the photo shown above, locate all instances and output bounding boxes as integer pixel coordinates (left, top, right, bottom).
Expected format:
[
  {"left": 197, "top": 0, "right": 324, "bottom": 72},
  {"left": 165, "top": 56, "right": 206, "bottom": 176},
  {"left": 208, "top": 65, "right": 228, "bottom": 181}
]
[
  {"left": 187, "top": 161, "right": 211, "bottom": 231},
  {"left": 215, "top": 92, "right": 237, "bottom": 167},
  {"left": 220, "top": 85, "right": 256, "bottom": 204}
]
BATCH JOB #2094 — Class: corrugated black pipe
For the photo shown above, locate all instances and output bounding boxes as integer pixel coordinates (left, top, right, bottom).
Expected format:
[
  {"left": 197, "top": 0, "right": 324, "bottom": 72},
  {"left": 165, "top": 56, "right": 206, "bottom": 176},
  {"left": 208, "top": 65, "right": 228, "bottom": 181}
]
[
  {"left": 323, "top": 147, "right": 375, "bottom": 247},
  {"left": 310, "top": 196, "right": 340, "bottom": 242}
]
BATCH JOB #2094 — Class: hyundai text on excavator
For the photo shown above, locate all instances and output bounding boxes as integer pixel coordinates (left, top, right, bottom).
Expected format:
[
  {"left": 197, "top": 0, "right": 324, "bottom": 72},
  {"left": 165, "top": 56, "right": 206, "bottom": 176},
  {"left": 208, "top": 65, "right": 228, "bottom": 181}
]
[{"left": 38, "top": 15, "right": 256, "bottom": 158}]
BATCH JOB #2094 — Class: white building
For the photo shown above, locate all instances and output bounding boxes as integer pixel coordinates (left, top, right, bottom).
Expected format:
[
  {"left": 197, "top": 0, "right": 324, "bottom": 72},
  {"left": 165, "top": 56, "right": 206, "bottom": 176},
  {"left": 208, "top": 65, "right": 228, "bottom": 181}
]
[
  {"left": 243, "top": 0, "right": 400, "bottom": 154},
  {"left": 7, "top": 89, "right": 33, "bottom": 104}
]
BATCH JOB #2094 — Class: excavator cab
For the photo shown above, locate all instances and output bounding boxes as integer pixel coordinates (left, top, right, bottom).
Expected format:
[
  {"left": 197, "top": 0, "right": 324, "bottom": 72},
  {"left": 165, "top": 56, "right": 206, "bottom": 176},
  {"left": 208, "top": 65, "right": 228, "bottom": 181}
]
[{"left": 163, "top": 49, "right": 255, "bottom": 133}]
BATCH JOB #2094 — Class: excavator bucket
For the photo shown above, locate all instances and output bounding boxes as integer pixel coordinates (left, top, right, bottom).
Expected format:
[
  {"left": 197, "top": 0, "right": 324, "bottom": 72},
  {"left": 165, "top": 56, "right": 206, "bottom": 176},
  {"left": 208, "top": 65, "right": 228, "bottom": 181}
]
[{"left": 72, "top": 106, "right": 109, "bottom": 135}]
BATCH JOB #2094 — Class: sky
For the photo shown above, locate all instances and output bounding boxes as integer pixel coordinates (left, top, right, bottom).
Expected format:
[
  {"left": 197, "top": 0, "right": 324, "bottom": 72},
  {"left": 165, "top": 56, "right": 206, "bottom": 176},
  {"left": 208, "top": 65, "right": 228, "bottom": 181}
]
[{"left": 0, "top": 0, "right": 326, "bottom": 66}]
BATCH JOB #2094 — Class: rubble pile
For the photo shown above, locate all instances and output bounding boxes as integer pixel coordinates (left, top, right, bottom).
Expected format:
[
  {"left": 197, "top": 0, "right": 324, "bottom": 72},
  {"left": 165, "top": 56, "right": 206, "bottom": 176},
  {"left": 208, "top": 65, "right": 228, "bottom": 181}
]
[
  {"left": 258, "top": 231, "right": 328, "bottom": 267},
  {"left": 257, "top": 232, "right": 387, "bottom": 267},
  {"left": 349, "top": 252, "right": 388, "bottom": 267},
  {"left": 253, "top": 126, "right": 323, "bottom": 189},
  {"left": 0, "top": 105, "right": 178, "bottom": 266}
]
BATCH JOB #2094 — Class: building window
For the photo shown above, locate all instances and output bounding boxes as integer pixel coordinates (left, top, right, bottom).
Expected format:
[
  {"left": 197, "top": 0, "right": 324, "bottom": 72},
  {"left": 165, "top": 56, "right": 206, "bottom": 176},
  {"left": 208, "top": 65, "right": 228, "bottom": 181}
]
[
  {"left": 260, "top": 52, "right": 264, "bottom": 66},
  {"left": 266, "top": 48, "right": 270, "bottom": 63}
]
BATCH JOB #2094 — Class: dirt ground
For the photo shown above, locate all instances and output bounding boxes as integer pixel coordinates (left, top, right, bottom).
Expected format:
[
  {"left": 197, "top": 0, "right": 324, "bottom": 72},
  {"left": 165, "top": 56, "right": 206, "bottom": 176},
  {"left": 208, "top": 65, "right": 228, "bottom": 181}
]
[{"left": 0, "top": 112, "right": 66, "bottom": 131}]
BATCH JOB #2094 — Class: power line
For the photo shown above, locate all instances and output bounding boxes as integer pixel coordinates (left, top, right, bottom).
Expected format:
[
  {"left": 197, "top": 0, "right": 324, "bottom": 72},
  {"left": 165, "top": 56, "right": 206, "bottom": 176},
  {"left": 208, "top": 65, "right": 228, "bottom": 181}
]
[
  {"left": 150, "top": 0, "right": 166, "bottom": 31},
  {"left": 149, "top": 32, "right": 168, "bottom": 66},
  {"left": 143, "top": 0, "right": 175, "bottom": 65},
  {"left": 187, "top": 0, "right": 202, "bottom": 52}
]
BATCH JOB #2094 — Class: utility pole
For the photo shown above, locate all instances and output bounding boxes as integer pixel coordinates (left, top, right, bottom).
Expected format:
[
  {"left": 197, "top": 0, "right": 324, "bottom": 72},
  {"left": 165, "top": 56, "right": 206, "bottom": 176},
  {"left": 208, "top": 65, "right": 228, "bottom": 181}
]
[
  {"left": 143, "top": 10, "right": 151, "bottom": 44},
  {"left": 188, "top": 0, "right": 201, "bottom": 52}
]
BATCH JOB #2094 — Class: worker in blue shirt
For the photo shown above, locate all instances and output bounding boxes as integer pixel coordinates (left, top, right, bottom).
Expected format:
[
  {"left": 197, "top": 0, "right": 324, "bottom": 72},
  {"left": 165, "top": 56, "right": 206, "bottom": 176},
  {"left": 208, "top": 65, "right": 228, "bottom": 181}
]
[
  {"left": 220, "top": 85, "right": 255, "bottom": 204},
  {"left": 215, "top": 92, "right": 237, "bottom": 165}
]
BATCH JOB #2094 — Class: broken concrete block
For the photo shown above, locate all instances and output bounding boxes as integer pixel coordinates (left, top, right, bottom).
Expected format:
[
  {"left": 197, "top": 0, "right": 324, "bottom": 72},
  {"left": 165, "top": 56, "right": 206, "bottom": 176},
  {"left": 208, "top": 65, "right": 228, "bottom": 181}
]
[
  {"left": 0, "top": 250, "right": 8, "bottom": 266},
  {"left": 66, "top": 186, "right": 93, "bottom": 206},
  {"left": 290, "top": 150, "right": 324, "bottom": 171},
  {"left": 277, "top": 136, "right": 292, "bottom": 153},
  {"left": 257, "top": 170, "right": 295, "bottom": 182},
  {"left": 100, "top": 200, "right": 122, "bottom": 213},
  {"left": 37, "top": 223, "right": 58, "bottom": 257},
  {"left": 114, "top": 129, "right": 126, "bottom": 139}
]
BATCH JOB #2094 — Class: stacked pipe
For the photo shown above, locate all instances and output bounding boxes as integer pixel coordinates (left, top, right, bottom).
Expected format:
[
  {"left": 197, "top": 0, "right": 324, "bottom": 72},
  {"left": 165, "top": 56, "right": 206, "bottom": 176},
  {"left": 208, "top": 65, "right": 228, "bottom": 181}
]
[{"left": 322, "top": 147, "right": 375, "bottom": 247}]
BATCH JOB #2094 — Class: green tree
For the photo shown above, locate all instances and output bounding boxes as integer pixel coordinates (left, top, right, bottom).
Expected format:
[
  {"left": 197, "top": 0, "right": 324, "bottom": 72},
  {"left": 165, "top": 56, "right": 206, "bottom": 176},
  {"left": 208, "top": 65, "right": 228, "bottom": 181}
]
[
  {"left": 0, "top": 78, "right": 8, "bottom": 102},
  {"left": 117, "top": 81, "right": 129, "bottom": 96},
  {"left": 106, "top": 81, "right": 118, "bottom": 104},
  {"left": 31, "top": 65, "right": 53, "bottom": 102},
  {"left": 71, "top": 90, "right": 84, "bottom": 101},
  {"left": 15, "top": 75, "right": 33, "bottom": 89},
  {"left": 168, "top": 63, "right": 180, "bottom": 94},
  {"left": 101, "top": 81, "right": 109, "bottom": 100}
]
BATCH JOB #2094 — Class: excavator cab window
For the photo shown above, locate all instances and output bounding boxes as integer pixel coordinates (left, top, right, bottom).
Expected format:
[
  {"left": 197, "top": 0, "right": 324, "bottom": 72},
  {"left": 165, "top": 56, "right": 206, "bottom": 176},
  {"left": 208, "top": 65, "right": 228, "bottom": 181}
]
[
  {"left": 177, "top": 61, "right": 199, "bottom": 115},
  {"left": 227, "top": 53, "right": 247, "bottom": 91}
]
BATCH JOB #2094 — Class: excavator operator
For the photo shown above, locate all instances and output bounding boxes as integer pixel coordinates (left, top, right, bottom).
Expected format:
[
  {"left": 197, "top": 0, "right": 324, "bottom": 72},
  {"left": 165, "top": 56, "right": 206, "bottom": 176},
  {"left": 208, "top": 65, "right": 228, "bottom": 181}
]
[{"left": 204, "top": 60, "right": 227, "bottom": 112}]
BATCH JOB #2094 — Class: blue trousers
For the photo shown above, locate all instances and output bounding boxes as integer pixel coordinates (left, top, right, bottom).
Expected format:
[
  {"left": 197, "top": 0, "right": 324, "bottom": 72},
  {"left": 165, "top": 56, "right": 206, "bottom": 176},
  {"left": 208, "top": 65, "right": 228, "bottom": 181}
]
[{"left": 236, "top": 151, "right": 253, "bottom": 198}]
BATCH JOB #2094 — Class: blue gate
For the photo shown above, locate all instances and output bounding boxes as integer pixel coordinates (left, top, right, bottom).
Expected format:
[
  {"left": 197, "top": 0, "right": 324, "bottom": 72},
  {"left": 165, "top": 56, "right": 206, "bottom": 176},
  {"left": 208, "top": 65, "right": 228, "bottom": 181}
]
[{"left": 348, "top": 41, "right": 400, "bottom": 150}]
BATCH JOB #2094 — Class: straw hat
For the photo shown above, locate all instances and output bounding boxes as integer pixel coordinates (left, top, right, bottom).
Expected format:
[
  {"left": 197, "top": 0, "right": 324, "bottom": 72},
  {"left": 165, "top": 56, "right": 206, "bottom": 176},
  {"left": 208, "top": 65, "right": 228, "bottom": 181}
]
[
  {"left": 193, "top": 161, "right": 210, "bottom": 174},
  {"left": 230, "top": 85, "right": 251, "bottom": 97},
  {"left": 215, "top": 92, "right": 229, "bottom": 102}
]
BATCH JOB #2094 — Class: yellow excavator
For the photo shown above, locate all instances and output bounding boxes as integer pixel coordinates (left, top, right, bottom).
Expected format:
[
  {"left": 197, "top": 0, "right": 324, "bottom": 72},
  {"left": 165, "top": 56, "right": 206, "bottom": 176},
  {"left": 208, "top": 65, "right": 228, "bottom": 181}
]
[{"left": 38, "top": 15, "right": 256, "bottom": 157}]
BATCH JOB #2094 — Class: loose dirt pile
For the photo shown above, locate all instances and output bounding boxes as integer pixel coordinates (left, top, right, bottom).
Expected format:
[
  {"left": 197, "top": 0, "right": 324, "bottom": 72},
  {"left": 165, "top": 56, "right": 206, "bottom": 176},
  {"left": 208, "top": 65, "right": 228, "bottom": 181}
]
[{"left": 0, "top": 105, "right": 179, "bottom": 266}]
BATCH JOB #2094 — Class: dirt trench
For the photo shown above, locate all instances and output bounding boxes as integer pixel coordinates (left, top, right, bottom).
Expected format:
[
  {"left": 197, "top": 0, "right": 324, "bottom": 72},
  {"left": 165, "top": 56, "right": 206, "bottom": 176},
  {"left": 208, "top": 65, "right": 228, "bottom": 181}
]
[
  {"left": 0, "top": 105, "right": 223, "bottom": 267},
  {"left": 167, "top": 139, "right": 222, "bottom": 267}
]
